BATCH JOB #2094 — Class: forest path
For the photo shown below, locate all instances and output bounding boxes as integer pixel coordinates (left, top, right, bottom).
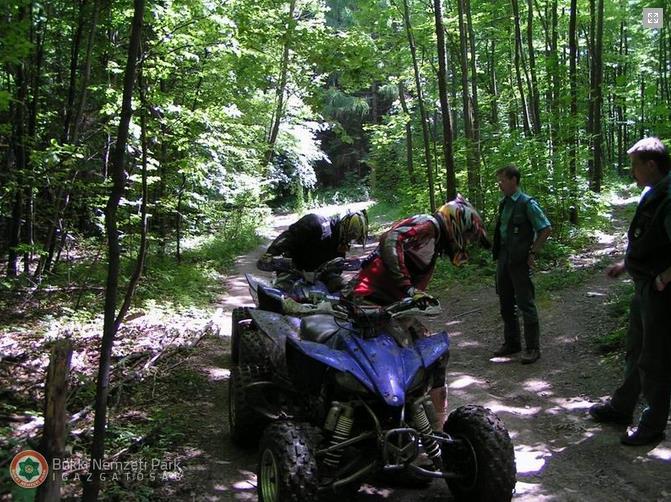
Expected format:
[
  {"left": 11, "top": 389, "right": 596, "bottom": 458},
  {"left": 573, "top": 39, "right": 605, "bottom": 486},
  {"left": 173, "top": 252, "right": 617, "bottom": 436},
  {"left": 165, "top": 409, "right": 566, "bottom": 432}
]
[{"left": 180, "top": 199, "right": 671, "bottom": 501}]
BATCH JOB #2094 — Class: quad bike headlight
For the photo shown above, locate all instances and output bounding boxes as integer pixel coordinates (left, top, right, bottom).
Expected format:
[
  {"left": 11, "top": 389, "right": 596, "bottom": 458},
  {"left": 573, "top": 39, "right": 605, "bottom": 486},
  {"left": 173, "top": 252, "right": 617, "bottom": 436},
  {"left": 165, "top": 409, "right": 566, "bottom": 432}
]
[{"left": 334, "top": 372, "right": 370, "bottom": 394}]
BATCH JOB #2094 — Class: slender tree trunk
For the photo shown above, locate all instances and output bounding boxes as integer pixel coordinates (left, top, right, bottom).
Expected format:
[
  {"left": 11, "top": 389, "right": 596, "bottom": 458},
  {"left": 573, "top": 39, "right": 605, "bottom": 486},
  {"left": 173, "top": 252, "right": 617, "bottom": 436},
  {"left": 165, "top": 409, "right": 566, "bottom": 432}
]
[
  {"left": 176, "top": 174, "right": 186, "bottom": 264},
  {"left": 568, "top": 0, "right": 578, "bottom": 223},
  {"left": 265, "top": 0, "right": 296, "bottom": 167},
  {"left": 489, "top": 40, "right": 499, "bottom": 125},
  {"left": 465, "top": 0, "right": 481, "bottom": 208},
  {"left": 371, "top": 81, "right": 379, "bottom": 124},
  {"left": 433, "top": 0, "right": 456, "bottom": 200},
  {"left": 7, "top": 4, "right": 29, "bottom": 277},
  {"left": 62, "top": 0, "right": 87, "bottom": 145},
  {"left": 616, "top": 21, "right": 624, "bottom": 171},
  {"left": 550, "top": 0, "right": 559, "bottom": 154},
  {"left": 526, "top": 0, "right": 541, "bottom": 134},
  {"left": 511, "top": 0, "right": 531, "bottom": 136},
  {"left": 639, "top": 76, "right": 645, "bottom": 139},
  {"left": 398, "top": 80, "right": 415, "bottom": 183},
  {"left": 507, "top": 58, "right": 519, "bottom": 131},
  {"left": 72, "top": 0, "right": 101, "bottom": 144},
  {"left": 83, "top": 0, "right": 144, "bottom": 499},
  {"left": 590, "top": 0, "right": 604, "bottom": 192},
  {"left": 402, "top": 0, "right": 435, "bottom": 211},
  {"left": 115, "top": 66, "right": 150, "bottom": 327}
]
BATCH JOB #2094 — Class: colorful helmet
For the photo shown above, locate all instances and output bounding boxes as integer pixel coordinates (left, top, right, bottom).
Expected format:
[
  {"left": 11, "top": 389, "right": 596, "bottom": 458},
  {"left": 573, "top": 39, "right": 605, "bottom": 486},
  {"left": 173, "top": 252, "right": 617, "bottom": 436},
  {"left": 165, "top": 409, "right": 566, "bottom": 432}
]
[
  {"left": 340, "top": 210, "right": 369, "bottom": 249},
  {"left": 435, "top": 194, "right": 490, "bottom": 265}
]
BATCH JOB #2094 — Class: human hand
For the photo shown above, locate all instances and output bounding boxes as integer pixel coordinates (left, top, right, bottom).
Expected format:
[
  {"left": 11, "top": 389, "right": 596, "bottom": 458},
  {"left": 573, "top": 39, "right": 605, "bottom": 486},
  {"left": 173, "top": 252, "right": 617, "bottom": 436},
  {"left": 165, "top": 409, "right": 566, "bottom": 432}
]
[
  {"left": 407, "top": 289, "right": 438, "bottom": 309},
  {"left": 257, "top": 253, "right": 275, "bottom": 272},
  {"left": 655, "top": 274, "right": 668, "bottom": 292},
  {"left": 606, "top": 261, "right": 626, "bottom": 278}
]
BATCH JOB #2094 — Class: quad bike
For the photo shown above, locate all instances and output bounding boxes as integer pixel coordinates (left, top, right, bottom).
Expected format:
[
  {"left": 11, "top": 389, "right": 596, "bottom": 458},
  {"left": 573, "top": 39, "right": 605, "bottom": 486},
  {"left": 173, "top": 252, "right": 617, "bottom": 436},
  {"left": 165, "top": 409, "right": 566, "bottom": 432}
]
[
  {"left": 230, "top": 257, "right": 360, "bottom": 364},
  {"left": 228, "top": 296, "right": 516, "bottom": 501}
]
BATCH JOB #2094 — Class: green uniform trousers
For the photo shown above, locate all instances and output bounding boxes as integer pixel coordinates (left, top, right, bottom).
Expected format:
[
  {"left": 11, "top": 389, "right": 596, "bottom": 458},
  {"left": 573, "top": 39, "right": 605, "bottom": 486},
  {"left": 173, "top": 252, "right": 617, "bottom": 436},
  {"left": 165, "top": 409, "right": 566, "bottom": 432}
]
[
  {"left": 611, "top": 279, "right": 671, "bottom": 433},
  {"left": 496, "top": 248, "right": 540, "bottom": 349}
]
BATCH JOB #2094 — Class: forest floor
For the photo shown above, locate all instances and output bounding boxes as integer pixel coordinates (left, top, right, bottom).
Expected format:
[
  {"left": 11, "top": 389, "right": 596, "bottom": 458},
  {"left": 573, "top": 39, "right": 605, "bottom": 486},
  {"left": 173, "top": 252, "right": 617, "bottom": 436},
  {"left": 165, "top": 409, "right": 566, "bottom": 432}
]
[
  {"left": 2, "top": 200, "right": 671, "bottom": 501},
  {"left": 173, "top": 199, "right": 671, "bottom": 501}
]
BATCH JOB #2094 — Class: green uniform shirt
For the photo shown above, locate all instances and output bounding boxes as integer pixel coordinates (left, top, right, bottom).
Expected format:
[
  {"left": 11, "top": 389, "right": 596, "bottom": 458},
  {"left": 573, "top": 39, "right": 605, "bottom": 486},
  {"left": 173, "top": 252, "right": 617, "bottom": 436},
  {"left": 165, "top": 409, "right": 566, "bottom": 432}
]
[{"left": 498, "top": 189, "right": 551, "bottom": 242}]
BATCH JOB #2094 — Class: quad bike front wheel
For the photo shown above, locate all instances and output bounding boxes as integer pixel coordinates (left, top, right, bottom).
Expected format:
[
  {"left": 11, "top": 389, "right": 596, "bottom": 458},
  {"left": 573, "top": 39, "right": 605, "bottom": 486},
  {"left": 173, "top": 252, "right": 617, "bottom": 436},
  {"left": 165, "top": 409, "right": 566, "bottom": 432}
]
[
  {"left": 257, "top": 421, "right": 319, "bottom": 502},
  {"left": 443, "top": 404, "right": 516, "bottom": 502},
  {"left": 228, "top": 364, "right": 269, "bottom": 447}
]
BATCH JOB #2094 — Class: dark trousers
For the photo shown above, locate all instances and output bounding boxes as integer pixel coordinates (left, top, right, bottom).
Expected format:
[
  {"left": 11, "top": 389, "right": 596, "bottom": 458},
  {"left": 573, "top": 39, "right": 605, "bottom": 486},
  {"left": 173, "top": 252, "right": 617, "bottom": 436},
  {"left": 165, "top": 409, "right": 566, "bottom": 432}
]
[
  {"left": 611, "top": 280, "right": 671, "bottom": 433},
  {"left": 496, "top": 250, "right": 540, "bottom": 349}
]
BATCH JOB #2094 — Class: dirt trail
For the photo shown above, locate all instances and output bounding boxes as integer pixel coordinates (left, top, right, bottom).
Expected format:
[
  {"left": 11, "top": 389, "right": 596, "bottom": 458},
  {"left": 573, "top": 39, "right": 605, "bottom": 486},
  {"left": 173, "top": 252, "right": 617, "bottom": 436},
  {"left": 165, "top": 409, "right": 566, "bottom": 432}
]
[{"left": 179, "top": 201, "right": 671, "bottom": 501}]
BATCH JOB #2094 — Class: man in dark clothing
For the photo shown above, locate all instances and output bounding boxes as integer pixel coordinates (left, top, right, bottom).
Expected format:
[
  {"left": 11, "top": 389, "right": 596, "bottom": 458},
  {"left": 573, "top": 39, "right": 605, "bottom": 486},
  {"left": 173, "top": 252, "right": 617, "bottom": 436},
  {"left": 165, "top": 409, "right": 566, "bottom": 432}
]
[
  {"left": 589, "top": 137, "right": 671, "bottom": 447},
  {"left": 492, "top": 165, "right": 552, "bottom": 364},
  {"left": 257, "top": 210, "right": 368, "bottom": 292}
]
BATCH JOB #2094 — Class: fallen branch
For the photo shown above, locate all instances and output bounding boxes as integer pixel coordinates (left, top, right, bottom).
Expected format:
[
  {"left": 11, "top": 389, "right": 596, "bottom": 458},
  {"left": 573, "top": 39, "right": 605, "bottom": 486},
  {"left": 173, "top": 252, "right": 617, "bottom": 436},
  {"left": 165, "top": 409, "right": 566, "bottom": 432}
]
[{"left": 451, "top": 308, "right": 482, "bottom": 320}]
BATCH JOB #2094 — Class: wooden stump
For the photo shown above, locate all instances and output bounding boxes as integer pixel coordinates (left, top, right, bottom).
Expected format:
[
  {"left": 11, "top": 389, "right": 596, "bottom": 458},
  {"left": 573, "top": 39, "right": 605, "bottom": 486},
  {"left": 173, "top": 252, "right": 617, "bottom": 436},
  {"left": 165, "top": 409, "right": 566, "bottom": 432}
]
[{"left": 36, "top": 339, "right": 73, "bottom": 502}]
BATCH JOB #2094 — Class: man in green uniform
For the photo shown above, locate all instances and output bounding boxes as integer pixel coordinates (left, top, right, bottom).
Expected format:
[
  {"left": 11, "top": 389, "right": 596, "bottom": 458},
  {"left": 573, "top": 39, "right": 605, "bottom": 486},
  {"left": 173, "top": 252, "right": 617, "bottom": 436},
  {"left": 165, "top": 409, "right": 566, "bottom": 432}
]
[
  {"left": 589, "top": 137, "right": 671, "bottom": 446},
  {"left": 492, "top": 165, "right": 552, "bottom": 364}
]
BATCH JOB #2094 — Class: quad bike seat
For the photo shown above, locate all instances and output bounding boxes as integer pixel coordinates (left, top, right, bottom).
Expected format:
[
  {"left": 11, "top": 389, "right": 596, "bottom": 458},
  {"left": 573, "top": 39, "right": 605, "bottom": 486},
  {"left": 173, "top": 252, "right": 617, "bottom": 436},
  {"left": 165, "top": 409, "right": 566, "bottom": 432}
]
[{"left": 299, "top": 314, "right": 342, "bottom": 344}]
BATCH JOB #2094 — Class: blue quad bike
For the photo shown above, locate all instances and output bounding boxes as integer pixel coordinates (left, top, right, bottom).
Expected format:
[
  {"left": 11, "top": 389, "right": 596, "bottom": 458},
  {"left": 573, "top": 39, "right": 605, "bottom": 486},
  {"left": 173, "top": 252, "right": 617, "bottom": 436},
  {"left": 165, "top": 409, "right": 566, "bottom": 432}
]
[
  {"left": 228, "top": 297, "right": 516, "bottom": 501},
  {"left": 230, "top": 257, "right": 359, "bottom": 364}
]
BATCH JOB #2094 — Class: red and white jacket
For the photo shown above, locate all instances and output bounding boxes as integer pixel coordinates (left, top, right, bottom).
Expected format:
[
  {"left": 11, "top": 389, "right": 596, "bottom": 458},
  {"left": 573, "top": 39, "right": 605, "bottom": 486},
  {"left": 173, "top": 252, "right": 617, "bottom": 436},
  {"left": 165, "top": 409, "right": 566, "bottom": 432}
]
[{"left": 352, "top": 214, "right": 441, "bottom": 305}]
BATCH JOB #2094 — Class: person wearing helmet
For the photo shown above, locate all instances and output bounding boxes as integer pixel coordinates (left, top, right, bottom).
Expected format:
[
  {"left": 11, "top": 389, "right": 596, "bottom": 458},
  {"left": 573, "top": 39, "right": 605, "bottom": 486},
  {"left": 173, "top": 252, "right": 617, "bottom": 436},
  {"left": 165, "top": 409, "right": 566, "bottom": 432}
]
[
  {"left": 257, "top": 210, "right": 368, "bottom": 292},
  {"left": 350, "top": 194, "right": 490, "bottom": 305},
  {"left": 348, "top": 195, "right": 490, "bottom": 429}
]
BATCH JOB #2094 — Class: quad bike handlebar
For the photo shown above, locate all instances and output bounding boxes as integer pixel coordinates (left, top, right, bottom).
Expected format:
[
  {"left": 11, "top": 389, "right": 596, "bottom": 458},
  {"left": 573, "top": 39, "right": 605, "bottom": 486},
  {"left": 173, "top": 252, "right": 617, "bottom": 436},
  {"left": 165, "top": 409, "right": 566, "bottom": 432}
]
[
  {"left": 280, "top": 292, "right": 441, "bottom": 321},
  {"left": 258, "top": 256, "right": 362, "bottom": 279}
]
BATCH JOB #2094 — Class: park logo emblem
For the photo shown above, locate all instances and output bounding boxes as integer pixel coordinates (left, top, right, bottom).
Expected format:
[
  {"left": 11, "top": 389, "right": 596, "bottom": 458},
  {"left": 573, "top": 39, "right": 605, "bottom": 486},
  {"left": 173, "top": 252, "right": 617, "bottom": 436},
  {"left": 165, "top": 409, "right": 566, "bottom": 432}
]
[{"left": 10, "top": 450, "right": 49, "bottom": 489}]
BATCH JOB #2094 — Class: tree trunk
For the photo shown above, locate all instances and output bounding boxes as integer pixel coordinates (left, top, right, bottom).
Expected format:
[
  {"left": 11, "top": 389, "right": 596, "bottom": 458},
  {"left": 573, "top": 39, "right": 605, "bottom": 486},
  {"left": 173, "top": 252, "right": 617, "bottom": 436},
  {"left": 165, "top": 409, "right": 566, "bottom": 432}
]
[
  {"left": 511, "top": 0, "right": 531, "bottom": 136},
  {"left": 62, "top": 0, "right": 87, "bottom": 145},
  {"left": 402, "top": 0, "right": 435, "bottom": 211},
  {"left": 36, "top": 340, "right": 73, "bottom": 502},
  {"left": 72, "top": 0, "right": 101, "bottom": 144},
  {"left": 433, "top": 0, "right": 456, "bottom": 200},
  {"left": 115, "top": 67, "right": 150, "bottom": 328},
  {"left": 550, "top": 0, "right": 559, "bottom": 154},
  {"left": 590, "top": 0, "right": 604, "bottom": 192},
  {"left": 568, "top": 0, "right": 578, "bottom": 223},
  {"left": 83, "top": 0, "right": 144, "bottom": 499},
  {"left": 398, "top": 80, "right": 415, "bottom": 183},
  {"left": 465, "top": 0, "right": 482, "bottom": 208},
  {"left": 7, "top": 4, "right": 29, "bottom": 277},
  {"left": 176, "top": 174, "right": 186, "bottom": 264},
  {"left": 639, "top": 76, "right": 645, "bottom": 140},
  {"left": 264, "top": 0, "right": 296, "bottom": 167},
  {"left": 526, "top": 0, "right": 541, "bottom": 134},
  {"left": 489, "top": 40, "right": 499, "bottom": 125}
]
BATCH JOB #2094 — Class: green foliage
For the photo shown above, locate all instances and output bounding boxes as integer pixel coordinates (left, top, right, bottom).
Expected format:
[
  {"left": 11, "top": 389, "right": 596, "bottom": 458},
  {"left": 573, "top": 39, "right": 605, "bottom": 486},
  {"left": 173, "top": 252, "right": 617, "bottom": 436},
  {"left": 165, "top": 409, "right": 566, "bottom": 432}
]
[
  {"left": 596, "top": 281, "right": 634, "bottom": 353},
  {"left": 310, "top": 172, "right": 370, "bottom": 207},
  {"left": 137, "top": 213, "right": 263, "bottom": 307},
  {"left": 428, "top": 246, "right": 496, "bottom": 296}
]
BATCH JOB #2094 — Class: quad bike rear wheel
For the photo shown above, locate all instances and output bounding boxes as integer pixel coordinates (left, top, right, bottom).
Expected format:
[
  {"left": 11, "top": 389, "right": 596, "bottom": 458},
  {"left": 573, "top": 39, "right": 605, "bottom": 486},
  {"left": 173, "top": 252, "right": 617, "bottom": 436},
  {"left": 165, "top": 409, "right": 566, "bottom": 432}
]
[
  {"left": 257, "top": 421, "right": 319, "bottom": 502},
  {"left": 230, "top": 307, "right": 251, "bottom": 364},
  {"left": 443, "top": 404, "right": 516, "bottom": 502},
  {"left": 229, "top": 364, "right": 269, "bottom": 447},
  {"left": 238, "top": 329, "right": 274, "bottom": 367}
]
